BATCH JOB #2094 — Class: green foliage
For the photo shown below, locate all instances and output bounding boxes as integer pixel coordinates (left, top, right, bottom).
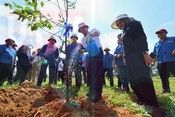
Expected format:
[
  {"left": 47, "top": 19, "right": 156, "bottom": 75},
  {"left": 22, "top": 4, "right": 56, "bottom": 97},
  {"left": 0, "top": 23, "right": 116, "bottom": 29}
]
[
  {"left": 4, "top": 0, "right": 77, "bottom": 32},
  {"left": 4, "top": 3, "right": 12, "bottom": 9},
  {"left": 4, "top": 0, "right": 53, "bottom": 31}
]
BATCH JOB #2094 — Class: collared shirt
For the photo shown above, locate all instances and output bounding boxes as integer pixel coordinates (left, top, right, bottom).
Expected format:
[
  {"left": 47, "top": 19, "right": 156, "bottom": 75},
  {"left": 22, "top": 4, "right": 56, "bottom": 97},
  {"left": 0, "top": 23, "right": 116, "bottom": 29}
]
[
  {"left": 153, "top": 36, "right": 175, "bottom": 63},
  {"left": 103, "top": 53, "right": 114, "bottom": 68},
  {"left": 67, "top": 42, "right": 82, "bottom": 63},
  {"left": 0, "top": 44, "right": 16, "bottom": 64},
  {"left": 114, "top": 44, "right": 125, "bottom": 67}
]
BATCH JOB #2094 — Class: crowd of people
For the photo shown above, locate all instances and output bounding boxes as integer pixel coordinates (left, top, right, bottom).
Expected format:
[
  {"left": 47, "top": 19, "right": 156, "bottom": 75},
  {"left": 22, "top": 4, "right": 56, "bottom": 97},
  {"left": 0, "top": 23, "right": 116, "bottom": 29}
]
[{"left": 0, "top": 14, "right": 175, "bottom": 117}]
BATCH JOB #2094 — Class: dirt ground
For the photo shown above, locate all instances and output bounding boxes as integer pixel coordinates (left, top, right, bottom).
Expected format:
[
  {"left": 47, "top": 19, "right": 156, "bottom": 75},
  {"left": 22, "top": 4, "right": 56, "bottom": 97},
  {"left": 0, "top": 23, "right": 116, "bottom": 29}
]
[{"left": 0, "top": 82, "right": 141, "bottom": 117}]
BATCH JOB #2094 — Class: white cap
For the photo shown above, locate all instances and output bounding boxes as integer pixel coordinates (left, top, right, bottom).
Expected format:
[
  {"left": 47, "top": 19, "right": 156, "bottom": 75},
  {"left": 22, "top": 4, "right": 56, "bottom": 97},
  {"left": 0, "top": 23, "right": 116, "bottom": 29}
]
[{"left": 71, "top": 33, "right": 78, "bottom": 39}]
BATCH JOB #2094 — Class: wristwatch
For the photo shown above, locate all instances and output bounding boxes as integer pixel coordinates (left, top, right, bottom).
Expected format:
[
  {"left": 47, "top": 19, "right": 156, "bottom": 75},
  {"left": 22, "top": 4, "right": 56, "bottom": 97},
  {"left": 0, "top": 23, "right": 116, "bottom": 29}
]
[{"left": 142, "top": 51, "right": 148, "bottom": 55}]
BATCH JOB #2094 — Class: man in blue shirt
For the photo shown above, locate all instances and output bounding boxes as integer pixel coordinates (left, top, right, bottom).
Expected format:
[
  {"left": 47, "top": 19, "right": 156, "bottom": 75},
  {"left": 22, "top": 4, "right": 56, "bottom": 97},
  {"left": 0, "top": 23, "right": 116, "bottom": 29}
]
[
  {"left": 114, "top": 34, "right": 129, "bottom": 92},
  {"left": 153, "top": 29, "right": 175, "bottom": 93},
  {"left": 0, "top": 38, "right": 16, "bottom": 86},
  {"left": 103, "top": 47, "right": 114, "bottom": 87},
  {"left": 65, "top": 33, "right": 82, "bottom": 88}
]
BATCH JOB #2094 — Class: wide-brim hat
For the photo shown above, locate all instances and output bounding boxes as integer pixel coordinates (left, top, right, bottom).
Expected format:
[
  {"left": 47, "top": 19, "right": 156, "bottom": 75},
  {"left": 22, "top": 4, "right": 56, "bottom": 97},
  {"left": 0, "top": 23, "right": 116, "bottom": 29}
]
[
  {"left": 71, "top": 33, "right": 78, "bottom": 39},
  {"left": 111, "top": 14, "right": 129, "bottom": 29},
  {"left": 48, "top": 35, "right": 57, "bottom": 43},
  {"left": 5, "top": 38, "right": 14, "bottom": 43},
  {"left": 155, "top": 29, "right": 168, "bottom": 34},
  {"left": 78, "top": 22, "right": 89, "bottom": 32},
  {"left": 104, "top": 47, "right": 110, "bottom": 51}
]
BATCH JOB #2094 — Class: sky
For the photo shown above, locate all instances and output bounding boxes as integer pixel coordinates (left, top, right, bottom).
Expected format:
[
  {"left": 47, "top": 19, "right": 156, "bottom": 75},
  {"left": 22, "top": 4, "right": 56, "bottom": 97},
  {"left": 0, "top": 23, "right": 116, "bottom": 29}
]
[{"left": 0, "top": 0, "right": 175, "bottom": 57}]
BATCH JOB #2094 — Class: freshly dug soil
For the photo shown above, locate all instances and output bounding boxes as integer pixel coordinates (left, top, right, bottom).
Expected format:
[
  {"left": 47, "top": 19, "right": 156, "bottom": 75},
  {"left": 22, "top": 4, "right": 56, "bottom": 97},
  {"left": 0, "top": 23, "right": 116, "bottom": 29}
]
[{"left": 0, "top": 82, "right": 141, "bottom": 117}]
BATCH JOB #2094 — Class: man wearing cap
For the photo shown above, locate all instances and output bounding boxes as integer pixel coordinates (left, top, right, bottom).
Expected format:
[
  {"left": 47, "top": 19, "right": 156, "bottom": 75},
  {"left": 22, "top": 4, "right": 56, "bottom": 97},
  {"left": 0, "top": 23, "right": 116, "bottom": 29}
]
[
  {"left": 153, "top": 29, "right": 175, "bottom": 93},
  {"left": 37, "top": 36, "right": 59, "bottom": 86},
  {"left": 0, "top": 38, "right": 16, "bottom": 85},
  {"left": 103, "top": 47, "right": 114, "bottom": 87},
  {"left": 64, "top": 33, "right": 82, "bottom": 88},
  {"left": 78, "top": 22, "right": 103, "bottom": 103},
  {"left": 111, "top": 14, "right": 164, "bottom": 116}
]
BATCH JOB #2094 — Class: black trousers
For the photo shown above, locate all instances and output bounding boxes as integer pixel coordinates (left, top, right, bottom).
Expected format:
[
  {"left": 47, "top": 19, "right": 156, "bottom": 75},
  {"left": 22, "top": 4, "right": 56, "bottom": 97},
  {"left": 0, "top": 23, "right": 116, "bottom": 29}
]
[
  {"left": 126, "top": 51, "right": 159, "bottom": 107},
  {"left": 0, "top": 62, "right": 13, "bottom": 85},
  {"left": 103, "top": 68, "right": 114, "bottom": 86},
  {"left": 157, "top": 61, "right": 175, "bottom": 91},
  {"left": 14, "top": 63, "right": 30, "bottom": 85}
]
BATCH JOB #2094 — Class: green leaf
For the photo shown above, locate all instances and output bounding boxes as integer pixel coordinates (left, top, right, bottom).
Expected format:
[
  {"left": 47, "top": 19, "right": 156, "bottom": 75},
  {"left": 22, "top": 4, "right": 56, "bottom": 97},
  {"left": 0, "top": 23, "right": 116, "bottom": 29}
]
[
  {"left": 27, "top": 16, "right": 32, "bottom": 21},
  {"left": 40, "top": 2, "right": 44, "bottom": 7},
  {"left": 13, "top": 10, "right": 21, "bottom": 15},
  {"left": 47, "top": 23, "right": 52, "bottom": 29},
  {"left": 31, "top": 24, "right": 38, "bottom": 31},
  {"left": 12, "top": 2, "right": 23, "bottom": 9},
  {"left": 4, "top": 3, "right": 12, "bottom": 9},
  {"left": 21, "top": 16, "right": 26, "bottom": 22},
  {"left": 23, "top": 11, "right": 28, "bottom": 17}
]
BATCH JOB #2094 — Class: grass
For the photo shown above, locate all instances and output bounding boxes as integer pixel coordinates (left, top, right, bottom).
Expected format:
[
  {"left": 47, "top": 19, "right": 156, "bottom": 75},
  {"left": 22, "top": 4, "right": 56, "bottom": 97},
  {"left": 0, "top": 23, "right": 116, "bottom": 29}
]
[{"left": 0, "top": 77, "right": 175, "bottom": 117}]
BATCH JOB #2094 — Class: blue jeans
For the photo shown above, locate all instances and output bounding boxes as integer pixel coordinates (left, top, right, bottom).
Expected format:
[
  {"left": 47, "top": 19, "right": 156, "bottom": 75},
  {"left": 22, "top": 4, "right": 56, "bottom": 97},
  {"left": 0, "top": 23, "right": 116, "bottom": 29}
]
[{"left": 118, "top": 65, "right": 129, "bottom": 91}]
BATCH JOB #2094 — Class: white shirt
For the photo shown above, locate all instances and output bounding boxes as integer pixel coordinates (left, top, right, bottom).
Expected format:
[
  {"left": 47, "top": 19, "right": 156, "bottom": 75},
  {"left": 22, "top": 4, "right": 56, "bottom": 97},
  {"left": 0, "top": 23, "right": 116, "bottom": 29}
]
[{"left": 58, "top": 60, "right": 64, "bottom": 71}]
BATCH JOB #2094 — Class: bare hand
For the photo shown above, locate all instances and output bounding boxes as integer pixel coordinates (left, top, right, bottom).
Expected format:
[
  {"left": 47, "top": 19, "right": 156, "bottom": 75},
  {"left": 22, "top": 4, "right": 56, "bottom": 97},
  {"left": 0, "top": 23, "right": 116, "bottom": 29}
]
[
  {"left": 143, "top": 54, "right": 153, "bottom": 67},
  {"left": 115, "top": 54, "right": 123, "bottom": 58},
  {"left": 42, "top": 57, "right": 45, "bottom": 61}
]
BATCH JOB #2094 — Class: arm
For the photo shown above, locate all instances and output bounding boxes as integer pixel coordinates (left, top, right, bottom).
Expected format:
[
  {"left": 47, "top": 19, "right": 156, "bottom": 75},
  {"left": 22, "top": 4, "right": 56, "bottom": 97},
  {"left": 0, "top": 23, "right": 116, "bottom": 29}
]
[{"left": 172, "top": 37, "right": 175, "bottom": 56}]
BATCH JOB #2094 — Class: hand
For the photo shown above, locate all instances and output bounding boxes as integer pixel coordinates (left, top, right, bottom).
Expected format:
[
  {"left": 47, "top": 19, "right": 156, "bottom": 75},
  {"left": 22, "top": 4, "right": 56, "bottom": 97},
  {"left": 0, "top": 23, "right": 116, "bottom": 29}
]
[
  {"left": 115, "top": 54, "right": 122, "bottom": 58},
  {"left": 172, "top": 50, "right": 175, "bottom": 56},
  {"left": 54, "top": 59, "right": 58, "bottom": 63},
  {"left": 42, "top": 57, "right": 45, "bottom": 61},
  {"left": 143, "top": 53, "right": 153, "bottom": 67}
]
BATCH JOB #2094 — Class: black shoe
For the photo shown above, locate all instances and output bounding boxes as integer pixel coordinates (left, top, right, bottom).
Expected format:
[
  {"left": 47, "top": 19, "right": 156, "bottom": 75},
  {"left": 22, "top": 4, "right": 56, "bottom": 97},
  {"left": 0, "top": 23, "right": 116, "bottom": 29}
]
[
  {"left": 90, "top": 94, "right": 101, "bottom": 103},
  {"left": 162, "top": 89, "right": 171, "bottom": 93},
  {"left": 86, "top": 92, "right": 91, "bottom": 97}
]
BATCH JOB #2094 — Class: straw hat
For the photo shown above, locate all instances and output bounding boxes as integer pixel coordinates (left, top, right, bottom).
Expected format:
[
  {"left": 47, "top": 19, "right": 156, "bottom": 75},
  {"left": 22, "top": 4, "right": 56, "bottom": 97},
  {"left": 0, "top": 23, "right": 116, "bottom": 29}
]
[
  {"left": 78, "top": 22, "right": 89, "bottom": 32},
  {"left": 111, "top": 14, "right": 129, "bottom": 29}
]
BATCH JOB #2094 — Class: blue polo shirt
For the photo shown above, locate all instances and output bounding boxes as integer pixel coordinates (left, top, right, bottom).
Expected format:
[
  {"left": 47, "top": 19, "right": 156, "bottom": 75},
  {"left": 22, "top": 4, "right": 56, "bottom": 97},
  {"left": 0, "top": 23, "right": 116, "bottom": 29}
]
[
  {"left": 0, "top": 44, "right": 16, "bottom": 64},
  {"left": 103, "top": 53, "right": 114, "bottom": 68},
  {"left": 66, "top": 42, "right": 82, "bottom": 63},
  {"left": 114, "top": 44, "right": 125, "bottom": 67},
  {"left": 153, "top": 36, "right": 175, "bottom": 63}
]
